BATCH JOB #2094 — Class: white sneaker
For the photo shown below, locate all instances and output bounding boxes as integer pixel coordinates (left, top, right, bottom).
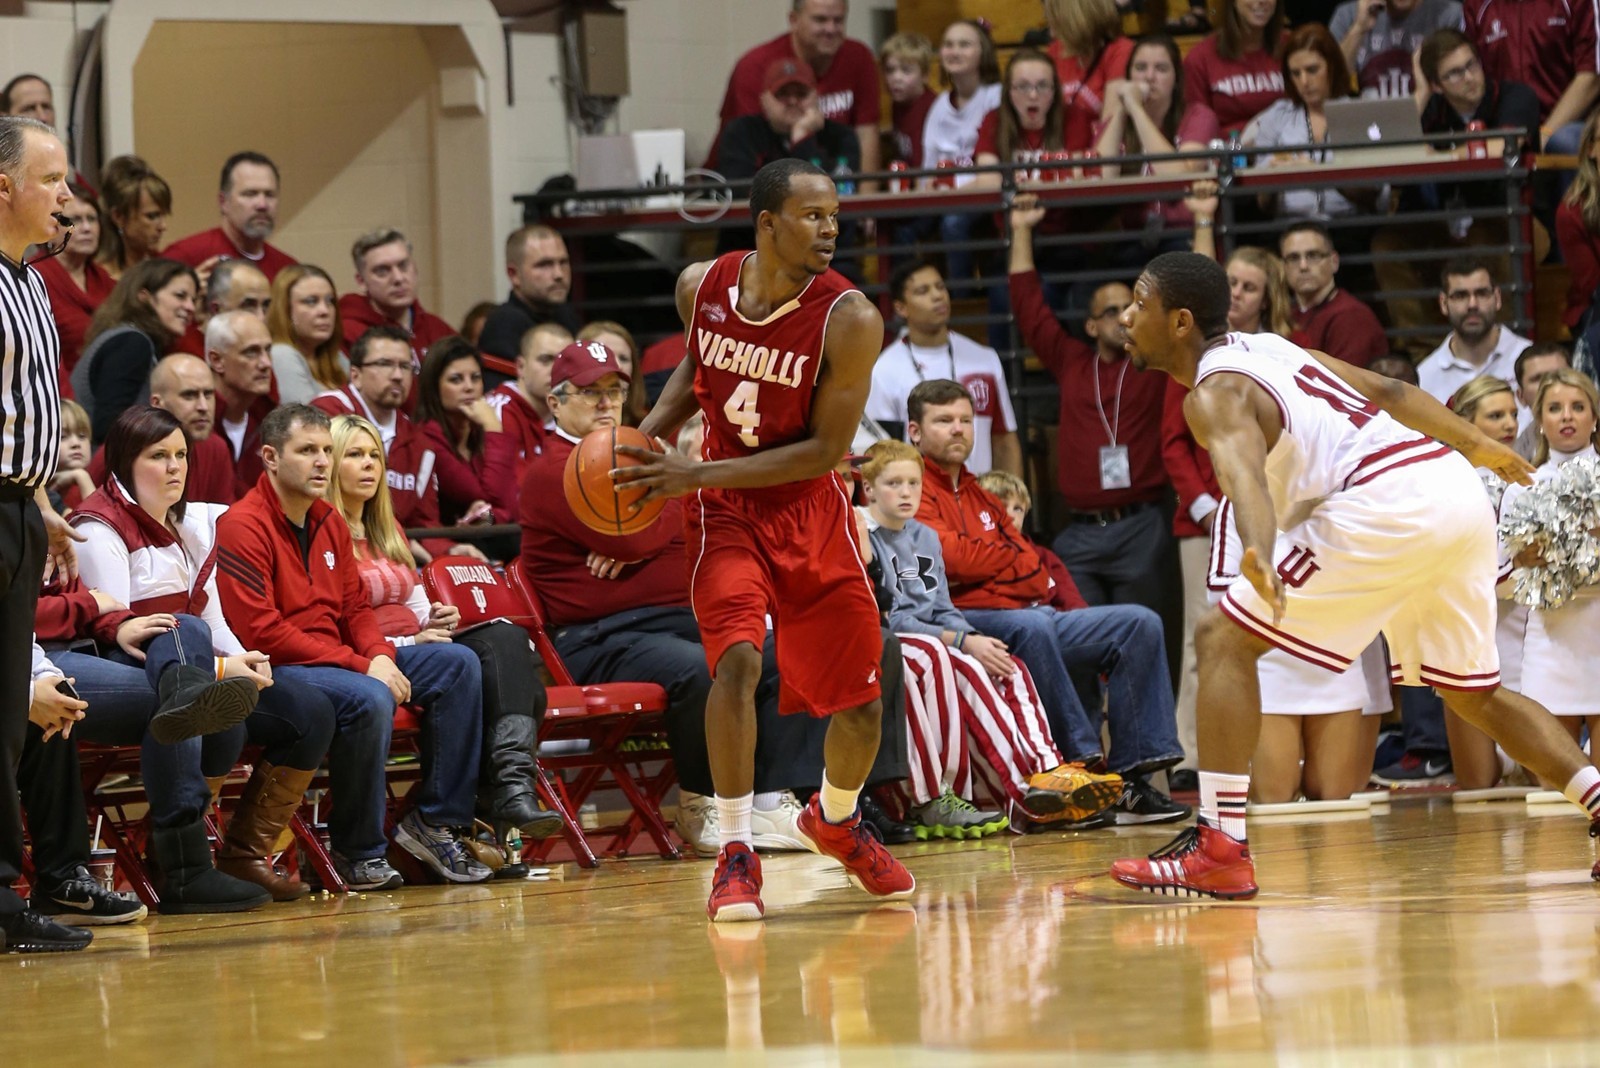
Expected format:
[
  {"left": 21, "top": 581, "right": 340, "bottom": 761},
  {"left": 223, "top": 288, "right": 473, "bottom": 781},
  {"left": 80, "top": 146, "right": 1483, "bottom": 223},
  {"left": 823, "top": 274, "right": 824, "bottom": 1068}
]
[
  {"left": 676, "top": 792, "right": 720, "bottom": 858},
  {"left": 751, "top": 790, "right": 808, "bottom": 852}
]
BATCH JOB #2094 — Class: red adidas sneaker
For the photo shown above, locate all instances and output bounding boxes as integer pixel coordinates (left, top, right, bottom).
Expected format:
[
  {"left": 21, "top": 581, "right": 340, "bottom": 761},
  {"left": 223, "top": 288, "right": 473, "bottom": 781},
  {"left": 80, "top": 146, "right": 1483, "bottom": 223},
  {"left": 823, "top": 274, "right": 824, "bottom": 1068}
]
[
  {"left": 795, "top": 797, "right": 915, "bottom": 898},
  {"left": 708, "top": 842, "right": 765, "bottom": 923},
  {"left": 1110, "top": 823, "right": 1258, "bottom": 900}
]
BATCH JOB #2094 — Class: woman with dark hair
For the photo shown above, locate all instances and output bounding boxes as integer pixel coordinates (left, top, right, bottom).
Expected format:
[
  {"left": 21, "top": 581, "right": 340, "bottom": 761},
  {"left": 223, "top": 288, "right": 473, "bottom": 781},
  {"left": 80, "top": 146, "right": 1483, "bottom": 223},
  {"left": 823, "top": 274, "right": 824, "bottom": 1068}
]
[
  {"left": 96, "top": 155, "right": 172, "bottom": 279},
  {"left": 1251, "top": 24, "right": 1382, "bottom": 221},
  {"left": 325, "top": 414, "right": 560, "bottom": 863},
  {"left": 972, "top": 50, "right": 1066, "bottom": 190},
  {"left": 74, "top": 406, "right": 339, "bottom": 903},
  {"left": 72, "top": 258, "right": 197, "bottom": 444},
  {"left": 414, "top": 336, "right": 520, "bottom": 529},
  {"left": 35, "top": 182, "right": 114, "bottom": 393},
  {"left": 1183, "top": 0, "right": 1288, "bottom": 136},
  {"left": 268, "top": 263, "right": 349, "bottom": 405}
]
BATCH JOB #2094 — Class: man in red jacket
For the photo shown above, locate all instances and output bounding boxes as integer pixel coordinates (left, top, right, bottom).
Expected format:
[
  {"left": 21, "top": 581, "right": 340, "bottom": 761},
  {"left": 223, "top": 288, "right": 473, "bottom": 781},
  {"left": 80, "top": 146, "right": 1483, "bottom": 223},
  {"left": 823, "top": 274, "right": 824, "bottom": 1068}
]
[
  {"left": 311, "top": 325, "right": 483, "bottom": 563},
  {"left": 215, "top": 404, "right": 490, "bottom": 890},
  {"left": 487, "top": 320, "right": 568, "bottom": 469},
  {"left": 909, "top": 380, "right": 1188, "bottom": 825},
  {"left": 338, "top": 229, "right": 457, "bottom": 389}
]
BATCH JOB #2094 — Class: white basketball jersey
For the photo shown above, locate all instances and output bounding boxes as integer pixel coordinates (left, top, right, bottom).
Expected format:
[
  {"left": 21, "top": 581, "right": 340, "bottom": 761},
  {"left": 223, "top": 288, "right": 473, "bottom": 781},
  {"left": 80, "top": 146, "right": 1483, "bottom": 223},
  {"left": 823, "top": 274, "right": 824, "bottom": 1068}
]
[{"left": 1195, "top": 332, "right": 1451, "bottom": 521}]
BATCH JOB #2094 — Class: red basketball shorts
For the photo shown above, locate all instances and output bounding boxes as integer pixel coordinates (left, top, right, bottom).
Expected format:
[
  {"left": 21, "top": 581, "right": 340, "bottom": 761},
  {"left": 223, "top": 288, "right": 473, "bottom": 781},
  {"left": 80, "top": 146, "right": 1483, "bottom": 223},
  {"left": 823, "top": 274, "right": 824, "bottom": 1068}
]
[{"left": 686, "top": 475, "right": 883, "bottom": 716}]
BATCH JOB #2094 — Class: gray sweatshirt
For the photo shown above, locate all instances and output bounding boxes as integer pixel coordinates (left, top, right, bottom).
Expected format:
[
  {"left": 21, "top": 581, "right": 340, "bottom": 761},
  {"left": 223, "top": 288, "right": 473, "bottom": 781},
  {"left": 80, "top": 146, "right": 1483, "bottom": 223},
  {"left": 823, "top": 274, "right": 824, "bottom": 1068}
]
[{"left": 868, "top": 516, "right": 971, "bottom": 640}]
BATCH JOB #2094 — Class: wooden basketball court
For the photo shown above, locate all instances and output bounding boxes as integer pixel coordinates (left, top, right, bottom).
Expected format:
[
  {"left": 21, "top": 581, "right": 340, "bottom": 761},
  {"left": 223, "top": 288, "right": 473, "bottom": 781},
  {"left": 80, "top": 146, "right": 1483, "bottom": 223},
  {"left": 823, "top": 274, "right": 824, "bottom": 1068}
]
[{"left": 12, "top": 797, "right": 1600, "bottom": 1066}]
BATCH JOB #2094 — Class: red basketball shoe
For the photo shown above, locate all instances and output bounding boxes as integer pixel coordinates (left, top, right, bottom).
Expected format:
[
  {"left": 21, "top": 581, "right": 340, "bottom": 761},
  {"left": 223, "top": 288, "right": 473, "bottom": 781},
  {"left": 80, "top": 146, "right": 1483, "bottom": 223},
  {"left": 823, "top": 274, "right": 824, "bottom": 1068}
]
[
  {"left": 708, "top": 842, "right": 765, "bottom": 923},
  {"left": 1110, "top": 823, "right": 1258, "bottom": 900},
  {"left": 796, "top": 797, "right": 915, "bottom": 898}
]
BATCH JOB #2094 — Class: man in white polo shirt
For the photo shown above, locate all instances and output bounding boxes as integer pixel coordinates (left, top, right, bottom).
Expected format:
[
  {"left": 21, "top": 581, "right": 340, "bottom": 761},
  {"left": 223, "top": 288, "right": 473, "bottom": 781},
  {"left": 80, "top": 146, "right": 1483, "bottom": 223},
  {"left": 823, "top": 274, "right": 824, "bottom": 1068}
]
[
  {"left": 1416, "top": 257, "right": 1531, "bottom": 422},
  {"left": 868, "top": 259, "right": 1020, "bottom": 477}
]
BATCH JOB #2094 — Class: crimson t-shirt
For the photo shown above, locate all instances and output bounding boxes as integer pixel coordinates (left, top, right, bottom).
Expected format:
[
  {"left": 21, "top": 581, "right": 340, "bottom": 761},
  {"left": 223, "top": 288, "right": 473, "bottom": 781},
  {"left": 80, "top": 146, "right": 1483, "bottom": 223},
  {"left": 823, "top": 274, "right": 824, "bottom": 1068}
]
[
  {"left": 710, "top": 33, "right": 882, "bottom": 166},
  {"left": 1466, "top": 0, "right": 1599, "bottom": 118},
  {"left": 1182, "top": 35, "right": 1286, "bottom": 135},
  {"left": 1049, "top": 36, "right": 1136, "bottom": 152},
  {"left": 890, "top": 89, "right": 937, "bottom": 167},
  {"left": 162, "top": 227, "right": 298, "bottom": 281}
]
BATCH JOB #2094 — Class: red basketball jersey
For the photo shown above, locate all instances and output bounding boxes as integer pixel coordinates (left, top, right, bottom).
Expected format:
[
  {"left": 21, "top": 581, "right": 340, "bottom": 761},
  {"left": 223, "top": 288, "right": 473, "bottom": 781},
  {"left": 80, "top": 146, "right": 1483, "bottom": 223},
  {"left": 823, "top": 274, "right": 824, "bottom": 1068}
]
[{"left": 689, "top": 252, "right": 856, "bottom": 484}]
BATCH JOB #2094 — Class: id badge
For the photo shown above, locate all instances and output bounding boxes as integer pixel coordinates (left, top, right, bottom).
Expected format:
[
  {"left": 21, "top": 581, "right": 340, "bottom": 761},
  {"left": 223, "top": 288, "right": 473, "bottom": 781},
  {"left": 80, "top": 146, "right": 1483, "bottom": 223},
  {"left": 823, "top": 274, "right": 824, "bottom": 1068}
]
[{"left": 1099, "top": 445, "right": 1132, "bottom": 490}]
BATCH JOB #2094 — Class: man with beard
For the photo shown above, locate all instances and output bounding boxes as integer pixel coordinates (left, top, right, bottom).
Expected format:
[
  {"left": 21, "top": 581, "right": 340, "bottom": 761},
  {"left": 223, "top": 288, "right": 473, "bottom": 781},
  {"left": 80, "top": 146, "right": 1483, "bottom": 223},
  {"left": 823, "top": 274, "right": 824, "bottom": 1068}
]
[
  {"left": 1416, "top": 257, "right": 1531, "bottom": 413},
  {"left": 164, "top": 152, "right": 297, "bottom": 281}
]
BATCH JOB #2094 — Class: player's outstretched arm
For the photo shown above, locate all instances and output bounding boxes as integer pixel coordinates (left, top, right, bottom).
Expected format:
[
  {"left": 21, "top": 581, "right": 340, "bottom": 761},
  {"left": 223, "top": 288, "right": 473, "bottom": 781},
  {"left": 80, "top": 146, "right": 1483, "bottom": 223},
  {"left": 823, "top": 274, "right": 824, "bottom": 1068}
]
[
  {"left": 637, "top": 261, "right": 713, "bottom": 442},
  {"left": 1307, "top": 349, "right": 1536, "bottom": 485},
  {"left": 1186, "top": 374, "right": 1286, "bottom": 621}
]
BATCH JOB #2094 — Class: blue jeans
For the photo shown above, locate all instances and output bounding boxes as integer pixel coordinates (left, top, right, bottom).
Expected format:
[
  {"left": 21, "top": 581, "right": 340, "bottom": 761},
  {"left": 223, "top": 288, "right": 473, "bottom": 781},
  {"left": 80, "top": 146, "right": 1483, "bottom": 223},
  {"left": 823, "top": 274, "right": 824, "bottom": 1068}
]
[
  {"left": 276, "top": 644, "right": 483, "bottom": 860},
  {"left": 962, "top": 604, "right": 1183, "bottom": 775}
]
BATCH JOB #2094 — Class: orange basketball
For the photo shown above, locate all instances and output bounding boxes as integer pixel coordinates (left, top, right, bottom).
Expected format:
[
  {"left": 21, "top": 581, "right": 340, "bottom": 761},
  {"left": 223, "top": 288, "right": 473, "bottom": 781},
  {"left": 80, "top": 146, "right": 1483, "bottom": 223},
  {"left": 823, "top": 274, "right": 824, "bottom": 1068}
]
[{"left": 563, "top": 425, "right": 668, "bottom": 536}]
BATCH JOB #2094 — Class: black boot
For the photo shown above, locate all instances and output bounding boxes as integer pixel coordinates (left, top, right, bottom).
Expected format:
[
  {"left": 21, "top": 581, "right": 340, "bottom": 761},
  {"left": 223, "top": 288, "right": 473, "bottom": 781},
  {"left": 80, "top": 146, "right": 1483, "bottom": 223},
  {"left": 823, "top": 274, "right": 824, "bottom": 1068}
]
[
  {"left": 151, "top": 664, "right": 259, "bottom": 745},
  {"left": 149, "top": 818, "right": 272, "bottom": 914},
  {"left": 481, "top": 714, "right": 563, "bottom": 841}
]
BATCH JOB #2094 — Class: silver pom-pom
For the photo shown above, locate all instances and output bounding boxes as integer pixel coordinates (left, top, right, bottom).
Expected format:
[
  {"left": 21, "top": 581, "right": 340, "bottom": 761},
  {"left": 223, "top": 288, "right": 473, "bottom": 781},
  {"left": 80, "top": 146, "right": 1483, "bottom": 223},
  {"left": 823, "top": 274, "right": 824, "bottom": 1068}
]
[
  {"left": 1498, "top": 455, "right": 1600, "bottom": 609},
  {"left": 1479, "top": 468, "right": 1508, "bottom": 513}
]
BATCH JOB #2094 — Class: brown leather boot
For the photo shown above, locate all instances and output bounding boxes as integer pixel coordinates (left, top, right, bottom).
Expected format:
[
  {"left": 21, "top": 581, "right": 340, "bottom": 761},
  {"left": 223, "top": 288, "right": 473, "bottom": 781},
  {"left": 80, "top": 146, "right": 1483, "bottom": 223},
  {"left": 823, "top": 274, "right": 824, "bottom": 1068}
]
[{"left": 216, "top": 763, "right": 313, "bottom": 901}]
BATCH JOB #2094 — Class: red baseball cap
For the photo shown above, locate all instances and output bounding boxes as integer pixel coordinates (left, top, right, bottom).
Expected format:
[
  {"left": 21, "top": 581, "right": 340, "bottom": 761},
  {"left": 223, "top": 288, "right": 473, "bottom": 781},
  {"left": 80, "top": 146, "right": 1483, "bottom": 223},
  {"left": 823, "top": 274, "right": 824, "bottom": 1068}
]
[
  {"left": 550, "top": 340, "right": 630, "bottom": 389},
  {"left": 763, "top": 57, "right": 816, "bottom": 96}
]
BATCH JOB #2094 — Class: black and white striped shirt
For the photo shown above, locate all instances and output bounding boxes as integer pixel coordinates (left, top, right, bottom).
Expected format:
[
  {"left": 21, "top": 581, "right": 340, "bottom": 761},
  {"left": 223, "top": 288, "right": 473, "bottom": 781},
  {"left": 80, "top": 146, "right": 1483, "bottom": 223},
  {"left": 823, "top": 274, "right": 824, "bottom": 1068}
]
[{"left": 0, "top": 256, "right": 59, "bottom": 487}]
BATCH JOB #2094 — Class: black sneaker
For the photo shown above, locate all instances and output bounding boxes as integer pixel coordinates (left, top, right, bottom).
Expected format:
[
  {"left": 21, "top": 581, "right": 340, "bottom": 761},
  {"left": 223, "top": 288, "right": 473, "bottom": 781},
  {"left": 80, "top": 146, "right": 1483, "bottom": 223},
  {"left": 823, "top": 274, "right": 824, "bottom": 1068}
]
[
  {"left": 858, "top": 794, "right": 916, "bottom": 845},
  {"left": 1371, "top": 752, "right": 1454, "bottom": 788},
  {"left": 1168, "top": 769, "right": 1199, "bottom": 794},
  {"left": 31, "top": 866, "right": 147, "bottom": 926},
  {"left": 1113, "top": 776, "right": 1194, "bottom": 825},
  {"left": 0, "top": 908, "right": 93, "bottom": 952}
]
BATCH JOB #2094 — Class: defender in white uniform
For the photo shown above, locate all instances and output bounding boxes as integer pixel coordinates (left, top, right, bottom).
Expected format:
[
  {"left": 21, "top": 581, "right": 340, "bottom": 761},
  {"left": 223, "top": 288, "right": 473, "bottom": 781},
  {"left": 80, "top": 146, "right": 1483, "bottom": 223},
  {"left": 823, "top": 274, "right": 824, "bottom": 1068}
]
[{"left": 1105, "top": 251, "right": 1600, "bottom": 901}]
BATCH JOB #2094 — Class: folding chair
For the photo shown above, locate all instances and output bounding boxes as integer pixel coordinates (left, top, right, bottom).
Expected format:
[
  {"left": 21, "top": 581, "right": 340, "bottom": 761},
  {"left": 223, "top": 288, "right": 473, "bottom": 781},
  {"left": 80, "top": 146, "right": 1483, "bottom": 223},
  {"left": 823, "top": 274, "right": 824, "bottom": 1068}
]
[{"left": 422, "top": 556, "right": 681, "bottom": 864}]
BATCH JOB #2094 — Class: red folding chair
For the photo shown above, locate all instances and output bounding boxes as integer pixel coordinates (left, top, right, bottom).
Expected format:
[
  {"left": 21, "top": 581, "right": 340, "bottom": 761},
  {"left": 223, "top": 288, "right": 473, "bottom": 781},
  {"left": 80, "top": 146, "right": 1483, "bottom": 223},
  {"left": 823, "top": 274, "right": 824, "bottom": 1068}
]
[{"left": 422, "top": 557, "right": 681, "bottom": 864}]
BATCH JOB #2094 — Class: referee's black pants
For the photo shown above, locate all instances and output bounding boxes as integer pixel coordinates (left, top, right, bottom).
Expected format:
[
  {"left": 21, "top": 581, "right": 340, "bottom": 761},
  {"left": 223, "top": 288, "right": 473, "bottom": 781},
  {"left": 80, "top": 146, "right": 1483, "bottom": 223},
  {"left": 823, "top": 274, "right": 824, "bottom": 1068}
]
[{"left": 0, "top": 493, "right": 44, "bottom": 915}]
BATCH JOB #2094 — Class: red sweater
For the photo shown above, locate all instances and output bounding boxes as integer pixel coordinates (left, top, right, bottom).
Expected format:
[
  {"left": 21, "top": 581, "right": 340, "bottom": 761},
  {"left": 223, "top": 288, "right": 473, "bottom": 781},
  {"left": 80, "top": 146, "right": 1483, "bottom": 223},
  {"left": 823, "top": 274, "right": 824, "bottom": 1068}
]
[
  {"left": 1160, "top": 379, "right": 1220, "bottom": 539},
  {"left": 1557, "top": 200, "right": 1600, "bottom": 329},
  {"left": 214, "top": 475, "right": 393, "bottom": 672},
  {"left": 915, "top": 456, "right": 1053, "bottom": 611},
  {"left": 35, "top": 575, "right": 101, "bottom": 644},
  {"left": 1182, "top": 35, "right": 1286, "bottom": 135},
  {"left": 87, "top": 431, "right": 236, "bottom": 506},
  {"left": 35, "top": 255, "right": 114, "bottom": 395},
  {"left": 1010, "top": 268, "right": 1168, "bottom": 509},
  {"left": 420, "top": 419, "right": 520, "bottom": 524},
  {"left": 519, "top": 431, "right": 689, "bottom": 627},
  {"left": 1289, "top": 288, "right": 1388, "bottom": 369},
  {"left": 486, "top": 383, "right": 547, "bottom": 471},
  {"left": 163, "top": 228, "right": 297, "bottom": 281}
]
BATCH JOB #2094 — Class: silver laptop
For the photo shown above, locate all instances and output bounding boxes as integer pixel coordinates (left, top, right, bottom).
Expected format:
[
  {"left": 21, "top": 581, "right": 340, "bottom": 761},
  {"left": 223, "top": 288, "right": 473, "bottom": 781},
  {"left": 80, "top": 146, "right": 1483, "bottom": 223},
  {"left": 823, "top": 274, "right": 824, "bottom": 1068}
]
[{"left": 1323, "top": 97, "right": 1430, "bottom": 165}]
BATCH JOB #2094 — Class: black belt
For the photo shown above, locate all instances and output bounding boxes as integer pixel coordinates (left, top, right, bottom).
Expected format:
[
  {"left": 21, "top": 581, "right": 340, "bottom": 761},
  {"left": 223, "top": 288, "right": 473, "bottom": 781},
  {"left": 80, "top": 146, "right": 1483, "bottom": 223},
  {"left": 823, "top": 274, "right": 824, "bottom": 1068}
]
[
  {"left": 0, "top": 481, "right": 35, "bottom": 503},
  {"left": 1062, "top": 500, "right": 1158, "bottom": 526}
]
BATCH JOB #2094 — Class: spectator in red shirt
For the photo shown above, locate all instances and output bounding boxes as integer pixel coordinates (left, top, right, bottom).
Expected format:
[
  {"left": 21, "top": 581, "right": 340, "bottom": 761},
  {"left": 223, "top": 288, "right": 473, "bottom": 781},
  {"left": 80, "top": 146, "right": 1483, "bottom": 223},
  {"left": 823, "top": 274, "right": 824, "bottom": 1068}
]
[
  {"left": 164, "top": 152, "right": 297, "bottom": 281},
  {"left": 487, "top": 320, "right": 568, "bottom": 469},
  {"left": 1280, "top": 220, "right": 1388, "bottom": 367},
  {"left": 1465, "top": 0, "right": 1600, "bottom": 153},
  {"left": 478, "top": 225, "right": 580, "bottom": 366},
  {"left": 1044, "top": 0, "right": 1135, "bottom": 153},
  {"left": 879, "top": 31, "right": 936, "bottom": 169},
  {"left": 206, "top": 310, "right": 277, "bottom": 498},
  {"left": 338, "top": 228, "right": 457, "bottom": 382},
  {"left": 1007, "top": 193, "right": 1183, "bottom": 686},
  {"left": 1558, "top": 109, "right": 1600, "bottom": 329},
  {"left": 1185, "top": 0, "right": 1288, "bottom": 136},
  {"left": 972, "top": 50, "right": 1064, "bottom": 190},
  {"left": 268, "top": 264, "right": 348, "bottom": 405},
  {"left": 97, "top": 155, "right": 171, "bottom": 280},
  {"left": 710, "top": 0, "right": 882, "bottom": 178},
  {"left": 37, "top": 182, "right": 113, "bottom": 394}
]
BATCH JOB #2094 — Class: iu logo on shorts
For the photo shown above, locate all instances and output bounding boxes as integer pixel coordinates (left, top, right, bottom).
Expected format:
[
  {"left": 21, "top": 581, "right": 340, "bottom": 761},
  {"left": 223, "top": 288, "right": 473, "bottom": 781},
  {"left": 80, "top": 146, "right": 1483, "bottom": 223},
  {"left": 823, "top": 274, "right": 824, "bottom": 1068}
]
[{"left": 1277, "top": 546, "right": 1320, "bottom": 589}]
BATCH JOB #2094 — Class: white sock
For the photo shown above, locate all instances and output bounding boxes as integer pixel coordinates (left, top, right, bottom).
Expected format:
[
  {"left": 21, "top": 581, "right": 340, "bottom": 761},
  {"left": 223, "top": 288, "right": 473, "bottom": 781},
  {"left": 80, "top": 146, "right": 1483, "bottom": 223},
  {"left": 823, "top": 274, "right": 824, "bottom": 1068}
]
[
  {"left": 717, "top": 792, "right": 754, "bottom": 848},
  {"left": 1564, "top": 766, "right": 1600, "bottom": 818},
  {"left": 819, "top": 774, "right": 861, "bottom": 824},
  {"left": 1199, "top": 771, "right": 1251, "bottom": 841},
  {"left": 753, "top": 791, "right": 784, "bottom": 812}
]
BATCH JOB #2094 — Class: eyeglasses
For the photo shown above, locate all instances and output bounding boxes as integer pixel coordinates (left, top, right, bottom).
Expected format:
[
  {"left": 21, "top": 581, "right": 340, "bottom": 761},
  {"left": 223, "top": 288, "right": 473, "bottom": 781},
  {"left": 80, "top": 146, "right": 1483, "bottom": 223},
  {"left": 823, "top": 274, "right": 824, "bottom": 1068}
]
[
  {"left": 562, "top": 386, "right": 627, "bottom": 405},
  {"left": 1011, "top": 81, "right": 1054, "bottom": 96},
  {"left": 1438, "top": 56, "right": 1481, "bottom": 86},
  {"left": 358, "top": 359, "right": 412, "bottom": 373},
  {"left": 1282, "top": 250, "right": 1330, "bottom": 266}
]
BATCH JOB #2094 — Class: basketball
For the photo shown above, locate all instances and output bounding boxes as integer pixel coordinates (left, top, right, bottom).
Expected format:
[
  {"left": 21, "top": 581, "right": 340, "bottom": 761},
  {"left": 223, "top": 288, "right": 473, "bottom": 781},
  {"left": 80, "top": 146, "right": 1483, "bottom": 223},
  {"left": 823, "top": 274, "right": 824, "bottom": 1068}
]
[{"left": 563, "top": 425, "right": 667, "bottom": 536}]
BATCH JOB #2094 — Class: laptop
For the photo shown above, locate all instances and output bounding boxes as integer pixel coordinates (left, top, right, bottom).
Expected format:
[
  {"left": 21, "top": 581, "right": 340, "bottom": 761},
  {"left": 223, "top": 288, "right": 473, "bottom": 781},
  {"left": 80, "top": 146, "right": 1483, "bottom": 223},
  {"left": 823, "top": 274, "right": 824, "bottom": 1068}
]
[{"left": 1323, "top": 97, "right": 1431, "bottom": 165}]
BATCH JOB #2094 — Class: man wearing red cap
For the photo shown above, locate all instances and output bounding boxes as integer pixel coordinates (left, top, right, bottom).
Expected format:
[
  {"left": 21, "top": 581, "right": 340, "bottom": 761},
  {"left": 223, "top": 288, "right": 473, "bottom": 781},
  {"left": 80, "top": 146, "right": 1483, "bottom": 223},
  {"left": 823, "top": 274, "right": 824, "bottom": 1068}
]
[{"left": 709, "top": 0, "right": 880, "bottom": 176}]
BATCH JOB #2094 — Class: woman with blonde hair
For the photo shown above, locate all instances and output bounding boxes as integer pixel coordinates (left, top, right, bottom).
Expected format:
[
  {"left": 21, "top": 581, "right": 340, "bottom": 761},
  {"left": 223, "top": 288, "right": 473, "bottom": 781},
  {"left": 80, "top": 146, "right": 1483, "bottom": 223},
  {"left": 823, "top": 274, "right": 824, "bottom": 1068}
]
[
  {"left": 97, "top": 155, "right": 172, "bottom": 278},
  {"left": 268, "top": 264, "right": 349, "bottom": 404},
  {"left": 1449, "top": 374, "right": 1519, "bottom": 447},
  {"left": 325, "top": 414, "right": 560, "bottom": 855},
  {"left": 1557, "top": 108, "right": 1600, "bottom": 331},
  {"left": 578, "top": 320, "right": 648, "bottom": 426},
  {"left": 1185, "top": 182, "right": 1295, "bottom": 336},
  {"left": 1042, "top": 0, "right": 1133, "bottom": 152}
]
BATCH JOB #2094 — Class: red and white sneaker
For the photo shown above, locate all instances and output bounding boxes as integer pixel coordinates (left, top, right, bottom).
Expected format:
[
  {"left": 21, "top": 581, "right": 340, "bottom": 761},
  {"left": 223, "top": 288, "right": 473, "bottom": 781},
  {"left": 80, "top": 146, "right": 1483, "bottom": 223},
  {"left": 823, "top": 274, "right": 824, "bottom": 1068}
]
[
  {"left": 795, "top": 797, "right": 915, "bottom": 898},
  {"left": 708, "top": 842, "right": 765, "bottom": 923},
  {"left": 1110, "top": 823, "right": 1258, "bottom": 900}
]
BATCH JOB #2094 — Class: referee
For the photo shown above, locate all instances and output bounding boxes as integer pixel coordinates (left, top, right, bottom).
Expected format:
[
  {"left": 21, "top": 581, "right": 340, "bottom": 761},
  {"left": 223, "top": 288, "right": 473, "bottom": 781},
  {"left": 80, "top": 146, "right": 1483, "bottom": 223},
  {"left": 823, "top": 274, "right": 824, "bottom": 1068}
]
[{"left": 0, "top": 116, "right": 91, "bottom": 953}]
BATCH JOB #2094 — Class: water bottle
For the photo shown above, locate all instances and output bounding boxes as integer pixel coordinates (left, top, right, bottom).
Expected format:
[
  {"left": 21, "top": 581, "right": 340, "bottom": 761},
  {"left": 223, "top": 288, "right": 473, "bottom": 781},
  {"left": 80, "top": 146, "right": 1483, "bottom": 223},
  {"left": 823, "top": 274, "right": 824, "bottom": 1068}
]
[{"left": 832, "top": 157, "right": 856, "bottom": 196}]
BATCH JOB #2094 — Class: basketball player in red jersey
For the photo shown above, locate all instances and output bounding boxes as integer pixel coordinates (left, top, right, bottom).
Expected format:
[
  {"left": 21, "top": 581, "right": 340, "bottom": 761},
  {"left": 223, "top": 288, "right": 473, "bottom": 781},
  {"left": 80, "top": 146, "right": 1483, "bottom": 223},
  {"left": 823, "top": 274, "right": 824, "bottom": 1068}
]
[{"left": 615, "top": 158, "right": 915, "bottom": 922}]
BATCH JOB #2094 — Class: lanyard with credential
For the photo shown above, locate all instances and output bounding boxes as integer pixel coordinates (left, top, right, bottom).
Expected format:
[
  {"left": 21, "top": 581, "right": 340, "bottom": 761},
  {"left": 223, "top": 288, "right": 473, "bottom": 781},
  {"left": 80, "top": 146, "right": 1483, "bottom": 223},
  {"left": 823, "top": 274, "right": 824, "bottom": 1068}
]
[
  {"left": 904, "top": 337, "right": 957, "bottom": 382},
  {"left": 1094, "top": 359, "right": 1134, "bottom": 491}
]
